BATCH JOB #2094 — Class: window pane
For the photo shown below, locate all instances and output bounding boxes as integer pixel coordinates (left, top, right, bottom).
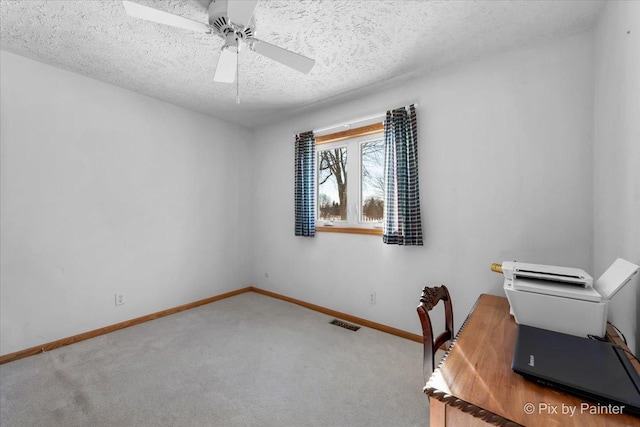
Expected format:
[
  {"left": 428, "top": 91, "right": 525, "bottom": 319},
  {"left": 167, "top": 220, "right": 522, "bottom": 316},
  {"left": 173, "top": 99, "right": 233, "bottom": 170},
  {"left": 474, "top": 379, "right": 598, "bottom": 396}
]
[
  {"left": 318, "top": 146, "right": 347, "bottom": 221},
  {"left": 361, "top": 139, "right": 384, "bottom": 222}
]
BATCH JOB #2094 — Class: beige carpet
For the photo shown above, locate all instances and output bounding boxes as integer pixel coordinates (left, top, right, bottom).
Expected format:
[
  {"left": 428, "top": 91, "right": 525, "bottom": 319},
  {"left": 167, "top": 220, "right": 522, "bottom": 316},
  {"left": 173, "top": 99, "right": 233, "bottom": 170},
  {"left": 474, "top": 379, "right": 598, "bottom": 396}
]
[{"left": 0, "top": 291, "right": 428, "bottom": 426}]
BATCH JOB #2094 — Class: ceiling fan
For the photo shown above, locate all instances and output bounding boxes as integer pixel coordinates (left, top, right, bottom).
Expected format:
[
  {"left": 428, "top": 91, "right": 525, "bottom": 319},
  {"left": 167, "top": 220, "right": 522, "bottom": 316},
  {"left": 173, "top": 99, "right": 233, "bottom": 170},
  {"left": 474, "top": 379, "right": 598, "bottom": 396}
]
[{"left": 122, "top": 0, "right": 315, "bottom": 84}]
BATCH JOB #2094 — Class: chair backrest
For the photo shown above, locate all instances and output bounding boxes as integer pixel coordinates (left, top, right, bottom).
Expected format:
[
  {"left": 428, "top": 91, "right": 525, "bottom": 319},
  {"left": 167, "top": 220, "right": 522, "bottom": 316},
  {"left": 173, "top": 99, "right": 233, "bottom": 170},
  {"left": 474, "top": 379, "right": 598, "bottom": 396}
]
[{"left": 417, "top": 285, "right": 454, "bottom": 380}]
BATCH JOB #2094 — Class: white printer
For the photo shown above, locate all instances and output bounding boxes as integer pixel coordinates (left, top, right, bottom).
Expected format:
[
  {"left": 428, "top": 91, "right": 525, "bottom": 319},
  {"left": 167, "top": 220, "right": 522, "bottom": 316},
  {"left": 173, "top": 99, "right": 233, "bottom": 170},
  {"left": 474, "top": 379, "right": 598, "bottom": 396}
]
[{"left": 493, "top": 258, "right": 639, "bottom": 338}]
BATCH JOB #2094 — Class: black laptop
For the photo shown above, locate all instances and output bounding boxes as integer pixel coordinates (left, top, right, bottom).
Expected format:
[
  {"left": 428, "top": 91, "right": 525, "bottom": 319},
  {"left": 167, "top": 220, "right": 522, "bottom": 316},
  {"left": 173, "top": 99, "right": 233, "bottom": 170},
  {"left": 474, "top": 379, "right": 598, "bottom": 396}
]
[{"left": 512, "top": 324, "right": 640, "bottom": 416}]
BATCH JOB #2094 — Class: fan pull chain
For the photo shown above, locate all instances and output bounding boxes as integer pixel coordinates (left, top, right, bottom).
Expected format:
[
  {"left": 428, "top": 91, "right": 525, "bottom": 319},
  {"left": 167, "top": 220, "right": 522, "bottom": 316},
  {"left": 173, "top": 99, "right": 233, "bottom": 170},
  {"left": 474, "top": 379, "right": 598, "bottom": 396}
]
[{"left": 236, "top": 47, "right": 240, "bottom": 104}]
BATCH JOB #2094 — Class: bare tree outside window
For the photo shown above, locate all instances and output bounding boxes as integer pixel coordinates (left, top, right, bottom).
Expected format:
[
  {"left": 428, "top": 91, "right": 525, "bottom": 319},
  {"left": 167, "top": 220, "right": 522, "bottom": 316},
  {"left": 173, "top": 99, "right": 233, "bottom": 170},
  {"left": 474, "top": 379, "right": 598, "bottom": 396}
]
[
  {"left": 361, "top": 139, "right": 385, "bottom": 222},
  {"left": 318, "top": 146, "right": 347, "bottom": 221}
]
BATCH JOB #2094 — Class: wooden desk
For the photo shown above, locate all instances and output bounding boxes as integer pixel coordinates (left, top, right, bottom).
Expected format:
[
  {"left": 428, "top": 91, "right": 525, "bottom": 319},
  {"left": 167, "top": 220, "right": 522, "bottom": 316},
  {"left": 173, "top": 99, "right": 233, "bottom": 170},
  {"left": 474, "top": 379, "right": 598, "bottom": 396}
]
[{"left": 424, "top": 294, "right": 640, "bottom": 427}]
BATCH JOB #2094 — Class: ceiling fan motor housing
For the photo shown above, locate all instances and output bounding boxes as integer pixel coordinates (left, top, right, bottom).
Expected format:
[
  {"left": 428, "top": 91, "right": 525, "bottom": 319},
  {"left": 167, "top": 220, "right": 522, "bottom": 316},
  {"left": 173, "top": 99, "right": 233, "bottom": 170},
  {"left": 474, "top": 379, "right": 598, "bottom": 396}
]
[{"left": 209, "top": 0, "right": 254, "bottom": 41}]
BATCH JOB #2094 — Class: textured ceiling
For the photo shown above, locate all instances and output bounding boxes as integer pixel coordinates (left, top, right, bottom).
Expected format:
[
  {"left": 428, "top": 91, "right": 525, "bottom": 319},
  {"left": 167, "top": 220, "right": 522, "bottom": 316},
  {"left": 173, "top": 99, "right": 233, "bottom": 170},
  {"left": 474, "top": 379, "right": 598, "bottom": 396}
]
[{"left": 1, "top": 0, "right": 604, "bottom": 128}]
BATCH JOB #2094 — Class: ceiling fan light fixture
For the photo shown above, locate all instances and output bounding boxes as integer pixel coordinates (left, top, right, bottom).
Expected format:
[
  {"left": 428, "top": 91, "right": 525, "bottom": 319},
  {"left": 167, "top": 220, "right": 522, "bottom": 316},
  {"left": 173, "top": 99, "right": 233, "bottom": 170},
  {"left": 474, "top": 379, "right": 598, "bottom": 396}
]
[
  {"left": 223, "top": 31, "right": 239, "bottom": 52},
  {"left": 224, "top": 42, "right": 238, "bottom": 53}
]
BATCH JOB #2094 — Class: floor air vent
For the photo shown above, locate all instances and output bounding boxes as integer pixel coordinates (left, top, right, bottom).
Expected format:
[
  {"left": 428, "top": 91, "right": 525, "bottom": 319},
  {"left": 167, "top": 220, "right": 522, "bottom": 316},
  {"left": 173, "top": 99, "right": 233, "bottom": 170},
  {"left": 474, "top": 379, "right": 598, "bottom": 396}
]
[{"left": 330, "top": 319, "right": 360, "bottom": 331}]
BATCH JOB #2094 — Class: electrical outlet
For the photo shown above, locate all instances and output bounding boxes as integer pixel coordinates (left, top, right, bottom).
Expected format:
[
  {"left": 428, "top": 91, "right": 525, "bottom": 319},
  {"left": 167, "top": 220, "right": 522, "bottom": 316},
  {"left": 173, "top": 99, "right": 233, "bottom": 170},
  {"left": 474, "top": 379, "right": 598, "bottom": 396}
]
[
  {"left": 369, "top": 292, "right": 376, "bottom": 304},
  {"left": 115, "top": 293, "right": 125, "bottom": 306}
]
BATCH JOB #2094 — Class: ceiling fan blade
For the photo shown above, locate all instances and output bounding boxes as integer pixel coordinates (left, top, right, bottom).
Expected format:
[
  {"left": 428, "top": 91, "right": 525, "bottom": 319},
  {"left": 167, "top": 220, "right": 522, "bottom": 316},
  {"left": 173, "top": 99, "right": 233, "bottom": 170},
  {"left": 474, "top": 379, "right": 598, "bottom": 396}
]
[
  {"left": 251, "top": 39, "right": 315, "bottom": 74},
  {"left": 227, "top": 0, "right": 259, "bottom": 28},
  {"left": 122, "top": 1, "right": 212, "bottom": 34},
  {"left": 214, "top": 48, "right": 237, "bottom": 83}
]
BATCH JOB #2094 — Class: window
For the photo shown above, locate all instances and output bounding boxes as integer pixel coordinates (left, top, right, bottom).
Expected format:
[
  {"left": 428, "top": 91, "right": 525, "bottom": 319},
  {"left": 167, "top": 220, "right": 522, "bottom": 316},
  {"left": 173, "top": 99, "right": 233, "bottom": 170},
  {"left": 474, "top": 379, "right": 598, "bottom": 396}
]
[
  {"left": 315, "top": 123, "right": 384, "bottom": 235},
  {"left": 298, "top": 104, "right": 421, "bottom": 242}
]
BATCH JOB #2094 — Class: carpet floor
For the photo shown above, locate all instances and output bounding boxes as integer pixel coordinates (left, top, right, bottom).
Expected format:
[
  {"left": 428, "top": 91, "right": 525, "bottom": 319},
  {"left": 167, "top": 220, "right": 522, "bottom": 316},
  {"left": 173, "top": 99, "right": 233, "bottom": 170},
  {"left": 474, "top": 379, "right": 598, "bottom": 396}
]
[{"left": 0, "top": 291, "right": 428, "bottom": 426}]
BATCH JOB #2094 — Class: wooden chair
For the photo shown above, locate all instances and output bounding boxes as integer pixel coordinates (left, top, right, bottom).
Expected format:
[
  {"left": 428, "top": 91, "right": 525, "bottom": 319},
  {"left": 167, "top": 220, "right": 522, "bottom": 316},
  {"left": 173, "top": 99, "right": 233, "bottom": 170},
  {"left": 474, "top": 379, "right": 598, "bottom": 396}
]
[{"left": 417, "top": 285, "right": 454, "bottom": 380}]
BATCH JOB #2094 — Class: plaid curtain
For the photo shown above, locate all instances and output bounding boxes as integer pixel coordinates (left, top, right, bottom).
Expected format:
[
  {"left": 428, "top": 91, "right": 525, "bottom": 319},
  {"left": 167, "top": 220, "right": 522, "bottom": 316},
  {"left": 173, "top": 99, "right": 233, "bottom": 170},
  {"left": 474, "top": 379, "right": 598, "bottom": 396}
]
[
  {"left": 294, "top": 131, "right": 316, "bottom": 237},
  {"left": 383, "top": 105, "right": 423, "bottom": 245}
]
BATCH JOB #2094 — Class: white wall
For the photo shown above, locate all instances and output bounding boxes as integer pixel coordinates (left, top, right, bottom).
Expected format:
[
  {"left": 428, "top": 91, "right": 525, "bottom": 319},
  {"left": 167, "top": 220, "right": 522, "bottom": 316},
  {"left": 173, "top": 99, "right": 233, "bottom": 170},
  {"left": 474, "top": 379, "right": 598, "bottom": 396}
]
[
  {"left": 250, "top": 32, "right": 595, "bottom": 337},
  {"left": 0, "top": 51, "right": 253, "bottom": 356},
  {"left": 593, "top": 1, "right": 640, "bottom": 352}
]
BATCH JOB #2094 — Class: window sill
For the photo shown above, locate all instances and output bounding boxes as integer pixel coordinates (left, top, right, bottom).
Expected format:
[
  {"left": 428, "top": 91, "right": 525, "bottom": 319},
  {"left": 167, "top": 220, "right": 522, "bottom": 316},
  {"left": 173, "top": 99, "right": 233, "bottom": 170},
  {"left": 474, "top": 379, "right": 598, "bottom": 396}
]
[{"left": 316, "top": 226, "right": 383, "bottom": 236}]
